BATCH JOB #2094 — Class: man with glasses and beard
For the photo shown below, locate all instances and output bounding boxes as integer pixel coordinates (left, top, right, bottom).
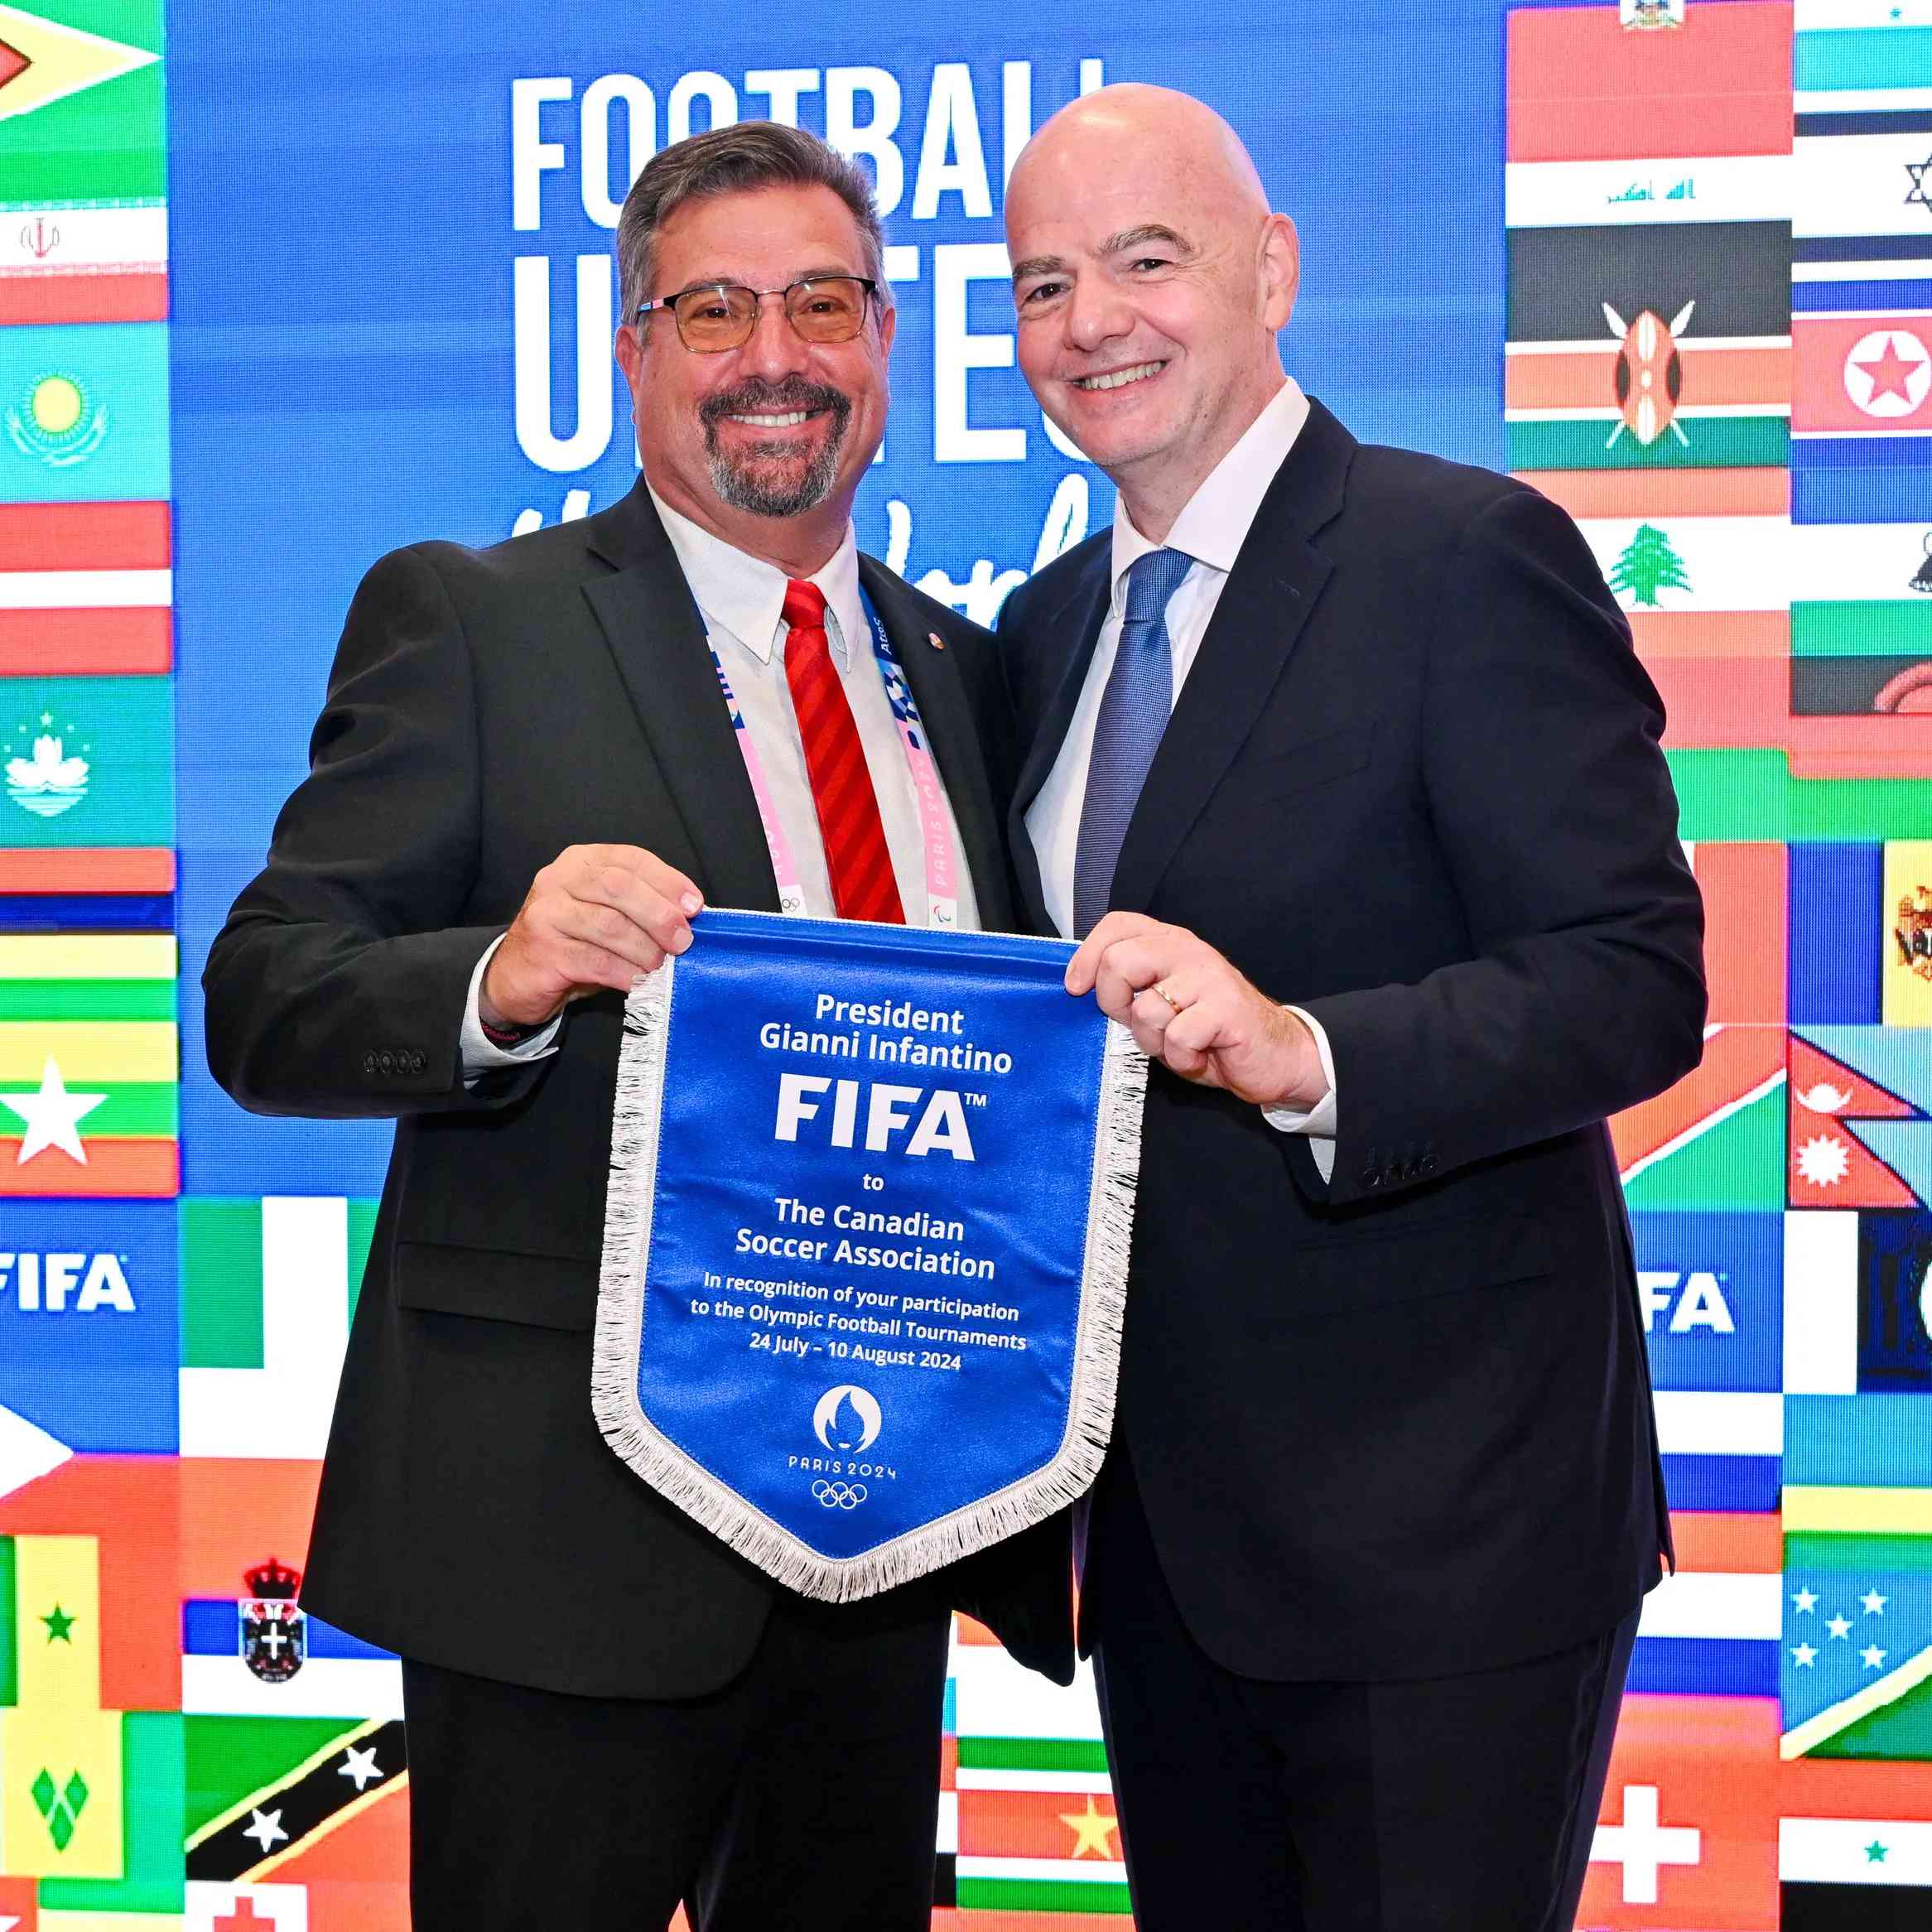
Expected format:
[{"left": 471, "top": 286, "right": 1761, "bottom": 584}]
[{"left": 204, "top": 123, "right": 1068, "bottom": 1932}]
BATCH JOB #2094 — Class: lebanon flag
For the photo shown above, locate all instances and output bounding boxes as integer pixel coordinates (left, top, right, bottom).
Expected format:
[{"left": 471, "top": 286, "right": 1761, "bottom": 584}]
[{"left": 1578, "top": 1694, "right": 1780, "bottom": 1929}]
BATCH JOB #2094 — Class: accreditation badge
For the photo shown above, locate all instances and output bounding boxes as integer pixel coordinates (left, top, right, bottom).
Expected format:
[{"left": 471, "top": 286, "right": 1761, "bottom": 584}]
[{"left": 593, "top": 911, "right": 1147, "bottom": 1602}]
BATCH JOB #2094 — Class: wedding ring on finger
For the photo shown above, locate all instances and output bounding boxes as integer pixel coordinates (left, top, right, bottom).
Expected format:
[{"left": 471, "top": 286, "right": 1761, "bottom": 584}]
[{"left": 1150, "top": 980, "right": 1183, "bottom": 1014}]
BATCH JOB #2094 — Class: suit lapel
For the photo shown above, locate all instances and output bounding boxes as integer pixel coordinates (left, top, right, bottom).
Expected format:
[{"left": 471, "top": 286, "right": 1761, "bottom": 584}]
[
  {"left": 1110, "top": 402, "right": 1353, "bottom": 916},
  {"left": 856, "top": 555, "right": 1014, "bottom": 933},
  {"left": 1007, "top": 549, "right": 1111, "bottom": 933},
  {"left": 581, "top": 483, "right": 781, "bottom": 913}
]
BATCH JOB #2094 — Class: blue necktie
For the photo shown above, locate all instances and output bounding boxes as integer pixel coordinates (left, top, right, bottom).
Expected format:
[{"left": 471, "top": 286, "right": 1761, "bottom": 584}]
[{"left": 1072, "top": 547, "right": 1195, "bottom": 938}]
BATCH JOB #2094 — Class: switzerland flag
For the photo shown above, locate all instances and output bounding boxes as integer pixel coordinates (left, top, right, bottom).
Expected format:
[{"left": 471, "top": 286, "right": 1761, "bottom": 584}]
[{"left": 1576, "top": 1695, "right": 1779, "bottom": 1931}]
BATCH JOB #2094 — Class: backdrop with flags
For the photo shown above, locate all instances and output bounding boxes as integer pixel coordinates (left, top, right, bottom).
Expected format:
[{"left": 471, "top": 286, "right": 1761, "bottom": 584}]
[{"left": 2, "top": 0, "right": 1930, "bottom": 1927}]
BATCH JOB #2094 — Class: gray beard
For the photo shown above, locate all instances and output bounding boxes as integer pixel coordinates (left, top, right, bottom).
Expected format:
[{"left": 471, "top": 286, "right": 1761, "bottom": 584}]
[{"left": 706, "top": 430, "right": 844, "bottom": 519}]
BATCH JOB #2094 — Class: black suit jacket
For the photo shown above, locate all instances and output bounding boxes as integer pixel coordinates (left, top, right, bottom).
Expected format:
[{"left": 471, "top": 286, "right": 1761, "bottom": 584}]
[
  {"left": 205, "top": 479, "right": 1074, "bottom": 1698},
  {"left": 998, "top": 399, "right": 1705, "bottom": 1682}
]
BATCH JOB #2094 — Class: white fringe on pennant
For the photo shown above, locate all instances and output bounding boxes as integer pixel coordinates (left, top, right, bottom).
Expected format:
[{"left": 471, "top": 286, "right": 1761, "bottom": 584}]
[{"left": 591, "top": 942, "right": 1149, "bottom": 1603}]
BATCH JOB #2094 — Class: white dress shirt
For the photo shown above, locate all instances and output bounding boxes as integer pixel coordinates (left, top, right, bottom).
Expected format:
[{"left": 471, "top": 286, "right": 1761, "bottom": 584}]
[
  {"left": 461, "top": 490, "right": 980, "bottom": 1075},
  {"left": 1021, "top": 376, "right": 1339, "bottom": 1176}
]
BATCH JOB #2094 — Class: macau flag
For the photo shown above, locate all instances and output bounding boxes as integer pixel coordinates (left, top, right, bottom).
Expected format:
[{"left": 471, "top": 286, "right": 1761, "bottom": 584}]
[
  {"left": 0, "top": 933, "right": 176, "bottom": 1194},
  {"left": 0, "top": 0, "right": 164, "bottom": 203},
  {"left": 0, "top": 674, "right": 171, "bottom": 848}
]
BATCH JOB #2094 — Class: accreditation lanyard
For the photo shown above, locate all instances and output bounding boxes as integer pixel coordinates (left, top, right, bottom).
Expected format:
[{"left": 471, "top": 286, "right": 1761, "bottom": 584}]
[{"left": 705, "top": 585, "right": 961, "bottom": 929}]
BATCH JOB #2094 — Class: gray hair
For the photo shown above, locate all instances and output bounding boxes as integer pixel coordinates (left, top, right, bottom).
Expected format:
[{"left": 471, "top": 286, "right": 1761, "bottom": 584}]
[{"left": 614, "top": 121, "right": 891, "bottom": 327}]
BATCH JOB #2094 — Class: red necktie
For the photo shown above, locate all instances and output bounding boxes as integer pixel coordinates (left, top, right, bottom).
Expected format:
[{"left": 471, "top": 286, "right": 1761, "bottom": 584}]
[{"left": 782, "top": 579, "right": 905, "bottom": 924}]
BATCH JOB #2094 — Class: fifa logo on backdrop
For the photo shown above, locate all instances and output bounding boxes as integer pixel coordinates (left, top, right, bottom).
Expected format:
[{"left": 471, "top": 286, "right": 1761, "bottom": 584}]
[
  {"left": 1636, "top": 1270, "right": 1735, "bottom": 1335},
  {"left": 0, "top": 1251, "right": 136, "bottom": 1313}
]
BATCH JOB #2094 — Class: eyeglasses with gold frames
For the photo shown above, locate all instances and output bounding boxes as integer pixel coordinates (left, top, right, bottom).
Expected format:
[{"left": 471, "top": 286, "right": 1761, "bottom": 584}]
[{"left": 635, "top": 276, "right": 879, "bottom": 354}]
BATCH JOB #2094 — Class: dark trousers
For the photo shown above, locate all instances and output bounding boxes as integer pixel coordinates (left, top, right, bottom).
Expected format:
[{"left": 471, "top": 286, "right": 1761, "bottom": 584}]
[
  {"left": 1086, "top": 1453, "right": 1639, "bottom": 1932},
  {"left": 401, "top": 1580, "right": 951, "bottom": 1932}
]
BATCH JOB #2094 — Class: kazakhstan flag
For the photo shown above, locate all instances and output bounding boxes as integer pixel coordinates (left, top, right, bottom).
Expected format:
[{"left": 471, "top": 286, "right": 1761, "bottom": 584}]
[{"left": 0, "top": 323, "right": 169, "bottom": 505}]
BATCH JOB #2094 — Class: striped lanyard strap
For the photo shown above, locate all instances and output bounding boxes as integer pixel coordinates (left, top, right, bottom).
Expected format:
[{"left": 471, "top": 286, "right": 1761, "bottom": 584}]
[{"left": 706, "top": 584, "right": 961, "bottom": 928}]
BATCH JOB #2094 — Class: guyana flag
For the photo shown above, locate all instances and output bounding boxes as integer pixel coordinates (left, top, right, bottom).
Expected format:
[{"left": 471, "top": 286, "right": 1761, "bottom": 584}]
[
  {"left": 0, "top": 0, "right": 165, "bottom": 203},
  {"left": 0, "top": 1529, "right": 183, "bottom": 1915},
  {"left": 0, "top": 931, "right": 176, "bottom": 1195}
]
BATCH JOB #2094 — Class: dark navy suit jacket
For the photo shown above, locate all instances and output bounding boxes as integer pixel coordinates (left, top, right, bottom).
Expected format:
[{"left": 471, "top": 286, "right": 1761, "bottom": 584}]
[{"left": 998, "top": 398, "right": 1705, "bottom": 1680}]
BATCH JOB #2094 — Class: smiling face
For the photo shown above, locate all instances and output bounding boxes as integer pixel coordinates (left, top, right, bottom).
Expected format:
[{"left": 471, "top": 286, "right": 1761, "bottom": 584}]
[
  {"left": 614, "top": 181, "right": 894, "bottom": 569},
  {"left": 1006, "top": 88, "right": 1298, "bottom": 533}
]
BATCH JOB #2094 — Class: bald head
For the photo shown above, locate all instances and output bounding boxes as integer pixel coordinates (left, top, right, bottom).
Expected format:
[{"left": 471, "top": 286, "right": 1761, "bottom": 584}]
[
  {"left": 1010, "top": 84, "right": 1270, "bottom": 230},
  {"left": 1005, "top": 85, "right": 1298, "bottom": 538}
]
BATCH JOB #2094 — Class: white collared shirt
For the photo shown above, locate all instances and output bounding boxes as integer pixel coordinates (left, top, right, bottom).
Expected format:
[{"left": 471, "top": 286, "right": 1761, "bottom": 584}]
[
  {"left": 461, "top": 489, "right": 978, "bottom": 1074},
  {"left": 1022, "top": 377, "right": 1339, "bottom": 1173},
  {"left": 645, "top": 489, "right": 979, "bottom": 936}
]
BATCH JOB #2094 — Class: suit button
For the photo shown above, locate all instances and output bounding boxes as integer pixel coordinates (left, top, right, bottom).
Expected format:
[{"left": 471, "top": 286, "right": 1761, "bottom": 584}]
[
  {"left": 1420, "top": 1154, "right": 1438, "bottom": 1174},
  {"left": 412, "top": 1050, "right": 428, "bottom": 1073},
  {"left": 1362, "top": 1168, "right": 1385, "bottom": 1190},
  {"left": 363, "top": 1051, "right": 377, "bottom": 1075},
  {"left": 378, "top": 1051, "right": 394, "bottom": 1074}
]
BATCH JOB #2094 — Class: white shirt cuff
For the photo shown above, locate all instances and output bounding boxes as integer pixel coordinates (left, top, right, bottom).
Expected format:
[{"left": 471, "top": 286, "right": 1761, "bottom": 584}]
[
  {"left": 1260, "top": 1005, "right": 1336, "bottom": 1184},
  {"left": 460, "top": 934, "right": 563, "bottom": 1083}
]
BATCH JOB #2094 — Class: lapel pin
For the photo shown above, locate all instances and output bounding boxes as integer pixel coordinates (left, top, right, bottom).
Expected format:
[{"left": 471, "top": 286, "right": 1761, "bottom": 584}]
[{"left": 927, "top": 631, "right": 946, "bottom": 651}]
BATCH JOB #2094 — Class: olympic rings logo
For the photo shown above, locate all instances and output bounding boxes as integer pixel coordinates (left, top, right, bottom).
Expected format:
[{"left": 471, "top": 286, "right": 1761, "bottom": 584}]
[{"left": 812, "top": 1479, "right": 868, "bottom": 1510}]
